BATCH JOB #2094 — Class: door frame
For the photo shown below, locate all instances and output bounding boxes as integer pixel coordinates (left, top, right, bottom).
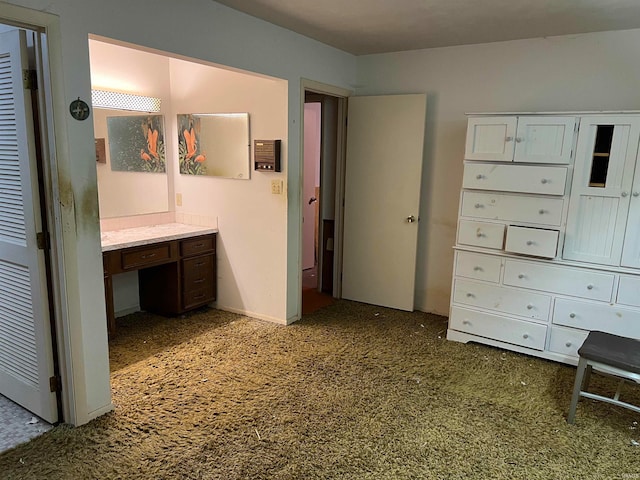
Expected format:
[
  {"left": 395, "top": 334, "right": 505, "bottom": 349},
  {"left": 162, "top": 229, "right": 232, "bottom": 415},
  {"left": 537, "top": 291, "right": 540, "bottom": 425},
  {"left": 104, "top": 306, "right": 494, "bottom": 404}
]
[
  {"left": 299, "top": 79, "right": 350, "bottom": 317},
  {"left": 0, "top": 5, "right": 75, "bottom": 423}
]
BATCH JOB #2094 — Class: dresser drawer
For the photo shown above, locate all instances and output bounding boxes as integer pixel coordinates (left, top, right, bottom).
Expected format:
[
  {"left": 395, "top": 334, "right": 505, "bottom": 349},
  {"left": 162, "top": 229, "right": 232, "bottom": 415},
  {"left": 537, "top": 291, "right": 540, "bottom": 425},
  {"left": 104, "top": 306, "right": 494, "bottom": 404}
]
[
  {"left": 504, "top": 260, "right": 615, "bottom": 301},
  {"left": 457, "top": 220, "right": 505, "bottom": 250},
  {"left": 121, "top": 242, "right": 174, "bottom": 270},
  {"left": 455, "top": 251, "right": 502, "bottom": 283},
  {"left": 461, "top": 191, "right": 564, "bottom": 226},
  {"left": 182, "top": 285, "right": 216, "bottom": 310},
  {"left": 505, "top": 226, "right": 559, "bottom": 258},
  {"left": 453, "top": 278, "right": 551, "bottom": 321},
  {"left": 553, "top": 298, "right": 640, "bottom": 338},
  {"left": 181, "top": 234, "right": 216, "bottom": 257},
  {"left": 183, "top": 254, "right": 215, "bottom": 286},
  {"left": 449, "top": 306, "right": 547, "bottom": 350},
  {"left": 462, "top": 163, "right": 567, "bottom": 195},
  {"left": 617, "top": 275, "right": 640, "bottom": 307},
  {"left": 548, "top": 326, "right": 589, "bottom": 358}
]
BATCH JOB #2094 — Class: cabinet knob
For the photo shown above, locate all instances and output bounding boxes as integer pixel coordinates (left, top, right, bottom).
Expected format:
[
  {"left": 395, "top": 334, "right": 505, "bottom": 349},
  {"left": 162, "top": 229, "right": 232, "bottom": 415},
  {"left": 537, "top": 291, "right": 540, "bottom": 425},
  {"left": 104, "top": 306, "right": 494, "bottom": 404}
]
[
  {"left": 587, "top": 284, "right": 594, "bottom": 290},
  {"left": 462, "top": 320, "right": 471, "bottom": 325},
  {"left": 476, "top": 230, "right": 484, "bottom": 238},
  {"left": 515, "top": 137, "right": 523, "bottom": 143},
  {"left": 505, "top": 136, "right": 513, "bottom": 142},
  {"left": 473, "top": 266, "right": 483, "bottom": 271},
  {"left": 518, "top": 273, "right": 525, "bottom": 279},
  {"left": 538, "top": 209, "right": 546, "bottom": 215},
  {"left": 633, "top": 192, "right": 640, "bottom": 197},
  {"left": 526, "top": 304, "right": 534, "bottom": 310},
  {"left": 569, "top": 313, "right": 576, "bottom": 318},
  {"left": 526, "top": 240, "right": 534, "bottom": 246},
  {"left": 522, "top": 333, "right": 529, "bottom": 339},
  {"left": 466, "top": 292, "right": 474, "bottom": 298},
  {"left": 475, "top": 203, "right": 483, "bottom": 208},
  {"left": 540, "top": 178, "right": 548, "bottom": 184},
  {"left": 621, "top": 191, "right": 628, "bottom": 198},
  {"left": 476, "top": 174, "right": 484, "bottom": 180}
]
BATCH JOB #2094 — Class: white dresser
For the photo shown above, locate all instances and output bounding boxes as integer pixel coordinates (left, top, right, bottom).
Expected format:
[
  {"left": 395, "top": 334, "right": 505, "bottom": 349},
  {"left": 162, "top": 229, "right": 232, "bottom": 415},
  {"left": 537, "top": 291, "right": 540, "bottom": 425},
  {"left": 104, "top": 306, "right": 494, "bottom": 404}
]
[{"left": 448, "top": 112, "right": 640, "bottom": 365}]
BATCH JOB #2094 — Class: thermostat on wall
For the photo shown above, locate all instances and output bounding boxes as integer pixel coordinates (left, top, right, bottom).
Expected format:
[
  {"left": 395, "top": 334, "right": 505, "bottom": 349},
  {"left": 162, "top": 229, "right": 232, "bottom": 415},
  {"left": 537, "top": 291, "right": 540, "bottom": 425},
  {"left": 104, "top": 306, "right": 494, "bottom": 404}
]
[{"left": 254, "top": 139, "right": 281, "bottom": 172}]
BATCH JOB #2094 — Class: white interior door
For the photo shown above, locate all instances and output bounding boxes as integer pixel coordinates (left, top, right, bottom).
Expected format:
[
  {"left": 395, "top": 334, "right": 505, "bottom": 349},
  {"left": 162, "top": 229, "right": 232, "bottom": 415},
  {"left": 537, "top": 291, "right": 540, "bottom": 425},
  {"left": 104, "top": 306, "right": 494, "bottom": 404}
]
[
  {"left": 303, "top": 102, "right": 321, "bottom": 271},
  {"left": 342, "top": 94, "right": 426, "bottom": 311},
  {"left": 0, "top": 29, "right": 58, "bottom": 423}
]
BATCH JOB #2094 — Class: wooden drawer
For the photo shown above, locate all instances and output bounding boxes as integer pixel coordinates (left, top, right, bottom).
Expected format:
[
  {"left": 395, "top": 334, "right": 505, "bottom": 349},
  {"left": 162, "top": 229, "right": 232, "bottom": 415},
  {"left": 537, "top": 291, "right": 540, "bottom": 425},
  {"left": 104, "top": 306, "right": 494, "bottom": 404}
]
[
  {"left": 548, "top": 326, "right": 589, "bottom": 358},
  {"left": 453, "top": 278, "right": 551, "bottom": 321},
  {"left": 503, "top": 260, "right": 615, "bottom": 301},
  {"left": 121, "top": 242, "right": 173, "bottom": 270},
  {"left": 457, "top": 220, "right": 505, "bottom": 250},
  {"left": 462, "top": 163, "right": 567, "bottom": 195},
  {"left": 182, "top": 285, "right": 216, "bottom": 310},
  {"left": 449, "top": 306, "right": 547, "bottom": 350},
  {"left": 181, "top": 234, "right": 216, "bottom": 257},
  {"left": 504, "top": 226, "right": 559, "bottom": 258},
  {"left": 553, "top": 298, "right": 640, "bottom": 338},
  {"left": 455, "top": 251, "right": 502, "bottom": 283},
  {"left": 617, "top": 275, "right": 640, "bottom": 307},
  {"left": 461, "top": 191, "right": 564, "bottom": 226},
  {"left": 182, "top": 254, "right": 215, "bottom": 288}
]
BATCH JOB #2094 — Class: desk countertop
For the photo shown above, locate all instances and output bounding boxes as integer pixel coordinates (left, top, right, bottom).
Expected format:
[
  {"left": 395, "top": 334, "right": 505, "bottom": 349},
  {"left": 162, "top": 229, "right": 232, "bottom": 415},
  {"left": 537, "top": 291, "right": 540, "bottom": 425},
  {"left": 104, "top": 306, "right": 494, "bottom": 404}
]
[{"left": 101, "top": 223, "right": 218, "bottom": 252}]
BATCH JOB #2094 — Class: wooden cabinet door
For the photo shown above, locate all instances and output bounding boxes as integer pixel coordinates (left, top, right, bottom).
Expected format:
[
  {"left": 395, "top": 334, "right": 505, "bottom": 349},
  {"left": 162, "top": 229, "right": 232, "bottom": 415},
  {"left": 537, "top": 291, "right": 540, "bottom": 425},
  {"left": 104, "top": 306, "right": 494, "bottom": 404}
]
[
  {"left": 513, "top": 116, "right": 576, "bottom": 164},
  {"left": 465, "top": 116, "right": 517, "bottom": 161},
  {"left": 563, "top": 117, "right": 640, "bottom": 266}
]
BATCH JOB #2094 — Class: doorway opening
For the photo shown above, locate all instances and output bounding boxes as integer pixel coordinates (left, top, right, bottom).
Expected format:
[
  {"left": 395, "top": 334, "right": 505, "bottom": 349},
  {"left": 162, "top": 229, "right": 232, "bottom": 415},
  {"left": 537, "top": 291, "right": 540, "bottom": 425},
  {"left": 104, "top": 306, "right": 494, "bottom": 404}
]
[{"left": 301, "top": 89, "right": 345, "bottom": 314}]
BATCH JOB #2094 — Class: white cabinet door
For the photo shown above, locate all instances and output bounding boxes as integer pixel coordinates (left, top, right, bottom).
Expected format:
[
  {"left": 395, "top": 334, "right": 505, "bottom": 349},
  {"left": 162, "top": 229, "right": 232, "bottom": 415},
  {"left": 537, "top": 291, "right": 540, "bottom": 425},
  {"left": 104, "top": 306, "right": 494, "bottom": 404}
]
[
  {"left": 563, "top": 117, "right": 640, "bottom": 266},
  {"left": 513, "top": 116, "right": 576, "bottom": 164},
  {"left": 465, "top": 117, "right": 516, "bottom": 162},
  {"left": 621, "top": 149, "right": 640, "bottom": 268}
]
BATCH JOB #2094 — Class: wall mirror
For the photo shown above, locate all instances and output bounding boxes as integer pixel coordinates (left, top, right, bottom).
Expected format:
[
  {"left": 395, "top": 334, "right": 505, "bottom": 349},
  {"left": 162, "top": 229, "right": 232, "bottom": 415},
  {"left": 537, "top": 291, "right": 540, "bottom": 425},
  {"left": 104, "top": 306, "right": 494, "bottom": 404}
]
[
  {"left": 94, "top": 108, "right": 170, "bottom": 218},
  {"left": 178, "top": 113, "right": 251, "bottom": 179}
]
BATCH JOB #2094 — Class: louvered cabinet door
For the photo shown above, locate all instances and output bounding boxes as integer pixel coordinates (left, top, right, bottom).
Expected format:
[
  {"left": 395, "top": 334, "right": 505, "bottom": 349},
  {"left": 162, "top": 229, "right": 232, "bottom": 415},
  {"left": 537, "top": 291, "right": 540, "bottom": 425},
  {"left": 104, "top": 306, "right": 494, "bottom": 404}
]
[{"left": 0, "top": 30, "right": 58, "bottom": 423}]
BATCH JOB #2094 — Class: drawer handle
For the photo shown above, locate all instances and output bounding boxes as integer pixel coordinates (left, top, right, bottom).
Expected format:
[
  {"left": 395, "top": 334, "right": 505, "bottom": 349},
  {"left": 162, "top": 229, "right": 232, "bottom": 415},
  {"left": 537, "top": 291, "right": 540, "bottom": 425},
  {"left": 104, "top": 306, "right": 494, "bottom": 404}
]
[
  {"left": 540, "top": 178, "right": 548, "bottom": 184},
  {"left": 518, "top": 273, "right": 525, "bottom": 279},
  {"left": 195, "top": 262, "right": 206, "bottom": 267},
  {"left": 194, "top": 278, "right": 205, "bottom": 284},
  {"left": 505, "top": 136, "right": 513, "bottom": 142},
  {"left": 466, "top": 292, "right": 475, "bottom": 298},
  {"left": 526, "top": 240, "right": 534, "bottom": 246},
  {"left": 141, "top": 253, "right": 157, "bottom": 259},
  {"left": 633, "top": 192, "right": 640, "bottom": 197},
  {"left": 569, "top": 312, "right": 576, "bottom": 318},
  {"left": 515, "top": 137, "right": 523, "bottom": 143},
  {"left": 565, "top": 341, "right": 572, "bottom": 348},
  {"left": 473, "top": 266, "right": 483, "bottom": 271},
  {"left": 193, "top": 294, "right": 205, "bottom": 300},
  {"left": 475, "top": 203, "right": 483, "bottom": 209},
  {"left": 476, "top": 230, "right": 484, "bottom": 238},
  {"left": 522, "top": 333, "right": 529, "bottom": 339},
  {"left": 586, "top": 284, "right": 594, "bottom": 290},
  {"left": 526, "top": 304, "right": 533, "bottom": 310},
  {"left": 621, "top": 191, "right": 628, "bottom": 198},
  {"left": 462, "top": 320, "right": 471, "bottom": 325},
  {"left": 538, "top": 209, "right": 546, "bottom": 215},
  {"left": 193, "top": 243, "right": 205, "bottom": 248},
  {"left": 476, "top": 174, "right": 484, "bottom": 180}
]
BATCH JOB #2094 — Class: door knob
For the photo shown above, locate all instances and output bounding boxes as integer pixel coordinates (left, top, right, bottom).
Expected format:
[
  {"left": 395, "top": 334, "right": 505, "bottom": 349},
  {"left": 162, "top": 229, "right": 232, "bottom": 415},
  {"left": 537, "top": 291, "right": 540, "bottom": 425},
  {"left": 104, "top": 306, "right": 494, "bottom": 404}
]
[
  {"left": 406, "top": 215, "right": 416, "bottom": 223},
  {"left": 308, "top": 197, "right": 317, "bottom": 205}
]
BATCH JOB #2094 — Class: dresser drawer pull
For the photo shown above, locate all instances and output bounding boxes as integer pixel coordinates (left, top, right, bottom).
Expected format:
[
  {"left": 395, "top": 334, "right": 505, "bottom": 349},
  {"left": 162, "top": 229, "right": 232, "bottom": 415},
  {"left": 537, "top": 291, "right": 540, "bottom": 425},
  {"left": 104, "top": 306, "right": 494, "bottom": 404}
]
[
  {"left": 476, "top": 174, "right": 484, "bottom": 180},
  {"left": 565, "top": 341, "right": 572, "bottom": 348},
  {"left": 476, "top": 230, "right": 484, "bottom": 238},
  {"left": 515, "top": 137, "right": 523, "bottom": 143},
  {"left": 466, "top": 293, "right": 475, "bottom": 298},
  {"left": 141, "top": 253, "right": 156, "bottom": 259},
  {"left": 505, "top": 136, "right": 513, "bottom": 142},
  {"left": 193, "top": 294, "right": 205, "bottom": 300},
  {"left": 523, "top": 333, "right": 529, "bottom": 339},
  {"left": 195, "top": 261, "right": 206, "bottom": 267},
  {"left": 473, "top": 266, "right": 483, "bottom": 271},
  {"left": 518, "top": 273, "right": 525, "bottom": 279},
  {"left": 569, "top": 312, "right": 576, "bottom": 318},
  {"left": 586, "top": 284, "right": 594, "bottom": 290},
  {"left": 475, "top": 203, "right": 483, "bottom": 209},
  {"left": 540, "top": 178, "right": 548, "bottom": 184},
  {"left": 193, "top": 243, "right": 205, "bottom": 248},
  {"left": 462, "top": 320, "right": 471, "bottom": 325},
  {"left": 194, "top": 278, "right": 205, "bottom": 284},
  {"left": 526, "top": 304, "right": 534, "bottom": 310},
  {"left": 526, "top": 240, "right": 534, "bottom": 246},
  {"left": 539, "top": 209, "right": 546, "bottom": 215}
]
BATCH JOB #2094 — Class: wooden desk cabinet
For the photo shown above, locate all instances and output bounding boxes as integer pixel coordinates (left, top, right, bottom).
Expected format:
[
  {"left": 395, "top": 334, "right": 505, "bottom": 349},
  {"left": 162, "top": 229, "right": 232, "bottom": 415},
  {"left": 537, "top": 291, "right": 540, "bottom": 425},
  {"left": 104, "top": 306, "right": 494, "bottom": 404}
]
[{"left": 103, "top": 233, "right": 216, "bottom": 335}]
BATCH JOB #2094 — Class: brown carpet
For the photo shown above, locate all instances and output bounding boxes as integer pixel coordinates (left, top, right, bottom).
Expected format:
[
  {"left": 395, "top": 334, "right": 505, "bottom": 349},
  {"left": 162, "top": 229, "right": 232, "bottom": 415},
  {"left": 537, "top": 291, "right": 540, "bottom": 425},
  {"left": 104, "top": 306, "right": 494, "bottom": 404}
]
[{"left": 1, "top": 300, "right": 639, "bottom": 479}]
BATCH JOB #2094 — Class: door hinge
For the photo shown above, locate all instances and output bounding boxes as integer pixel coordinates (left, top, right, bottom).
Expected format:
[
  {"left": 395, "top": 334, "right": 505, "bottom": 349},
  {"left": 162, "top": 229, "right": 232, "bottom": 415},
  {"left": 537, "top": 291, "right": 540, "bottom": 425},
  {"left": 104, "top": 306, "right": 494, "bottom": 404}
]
[
  {"left": 22, "top": 69, "right": 37, "bottom": 90},
  {"left": 36, "top": 231, "right": 50, "bottom": 250},
  {"left": 49, "top": 375, "right": 61, "bottom": 393}
]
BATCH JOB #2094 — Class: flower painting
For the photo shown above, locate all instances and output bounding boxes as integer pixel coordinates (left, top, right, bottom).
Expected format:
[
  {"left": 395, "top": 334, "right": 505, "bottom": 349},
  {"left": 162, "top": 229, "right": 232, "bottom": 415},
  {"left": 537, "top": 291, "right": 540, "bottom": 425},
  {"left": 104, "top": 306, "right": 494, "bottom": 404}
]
[
  {"left": 178, "top": 114, "right": 207, "bottom": 175},
  {"left": 107, "top": 115, "right": 166, "bottom": 173}
]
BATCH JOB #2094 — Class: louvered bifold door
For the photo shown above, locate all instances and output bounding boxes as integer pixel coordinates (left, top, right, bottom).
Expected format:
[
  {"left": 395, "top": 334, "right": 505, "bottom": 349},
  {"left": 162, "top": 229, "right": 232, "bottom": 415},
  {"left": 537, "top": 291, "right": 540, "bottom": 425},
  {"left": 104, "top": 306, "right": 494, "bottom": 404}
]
[{"left": 0, "top": 29, "right": 58, "bottom": 423}]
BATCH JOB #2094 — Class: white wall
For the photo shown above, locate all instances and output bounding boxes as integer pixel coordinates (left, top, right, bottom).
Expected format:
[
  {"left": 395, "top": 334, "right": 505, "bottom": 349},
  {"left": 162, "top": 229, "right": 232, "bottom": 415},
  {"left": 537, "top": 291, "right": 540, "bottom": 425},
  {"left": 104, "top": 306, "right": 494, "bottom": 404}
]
[
  {"left": 1, "top": 0, "right": 356, "bottom": 425},
  {"left": 356, "top": 29, "right": 640, "bottom": 316}
]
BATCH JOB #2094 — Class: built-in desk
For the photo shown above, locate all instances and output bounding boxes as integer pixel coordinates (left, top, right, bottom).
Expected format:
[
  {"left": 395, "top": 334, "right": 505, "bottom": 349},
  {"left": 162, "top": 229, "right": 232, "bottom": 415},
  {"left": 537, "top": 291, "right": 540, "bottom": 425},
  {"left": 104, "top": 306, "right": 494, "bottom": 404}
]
[{"left": 101, "top": 224, "right": 218, "bottom": 336}]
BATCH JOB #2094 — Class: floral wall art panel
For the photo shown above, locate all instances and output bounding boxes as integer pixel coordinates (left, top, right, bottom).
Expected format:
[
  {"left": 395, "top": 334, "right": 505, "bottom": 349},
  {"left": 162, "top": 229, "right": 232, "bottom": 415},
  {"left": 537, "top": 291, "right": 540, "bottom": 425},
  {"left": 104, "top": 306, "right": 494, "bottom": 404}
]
[{"left": 107, "top": 115, "right": 166, "bottom": 173}]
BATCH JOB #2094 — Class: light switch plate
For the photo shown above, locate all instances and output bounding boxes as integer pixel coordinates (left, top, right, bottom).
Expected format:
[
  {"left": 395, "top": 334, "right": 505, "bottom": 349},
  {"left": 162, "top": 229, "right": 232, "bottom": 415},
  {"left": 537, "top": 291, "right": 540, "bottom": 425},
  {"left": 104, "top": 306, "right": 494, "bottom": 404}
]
[{"left": 271, "top": 180, "right": 283, "bottom": 195}]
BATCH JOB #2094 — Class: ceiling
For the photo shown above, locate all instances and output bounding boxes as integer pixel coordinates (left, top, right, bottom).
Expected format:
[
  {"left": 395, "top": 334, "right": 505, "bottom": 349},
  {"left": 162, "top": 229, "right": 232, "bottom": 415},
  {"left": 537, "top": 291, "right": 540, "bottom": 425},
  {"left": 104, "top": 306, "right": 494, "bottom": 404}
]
[{"left": 214, "top": 0, "right": 640, "bottom": 55}]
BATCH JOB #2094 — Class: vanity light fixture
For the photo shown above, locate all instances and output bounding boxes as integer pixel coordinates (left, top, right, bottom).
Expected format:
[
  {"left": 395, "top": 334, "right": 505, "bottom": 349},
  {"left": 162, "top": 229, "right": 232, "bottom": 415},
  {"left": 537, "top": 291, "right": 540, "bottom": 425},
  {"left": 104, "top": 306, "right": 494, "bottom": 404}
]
[{"left": 91, "top": 89, "right": 162, "bottom": 112}]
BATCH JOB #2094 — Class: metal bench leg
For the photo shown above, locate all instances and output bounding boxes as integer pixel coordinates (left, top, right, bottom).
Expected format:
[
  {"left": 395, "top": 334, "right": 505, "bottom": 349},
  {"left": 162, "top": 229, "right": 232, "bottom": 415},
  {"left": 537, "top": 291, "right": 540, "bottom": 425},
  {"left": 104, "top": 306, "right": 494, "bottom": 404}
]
[{"left": 568, "top": 357, "right": 588, "bottom": 424}]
